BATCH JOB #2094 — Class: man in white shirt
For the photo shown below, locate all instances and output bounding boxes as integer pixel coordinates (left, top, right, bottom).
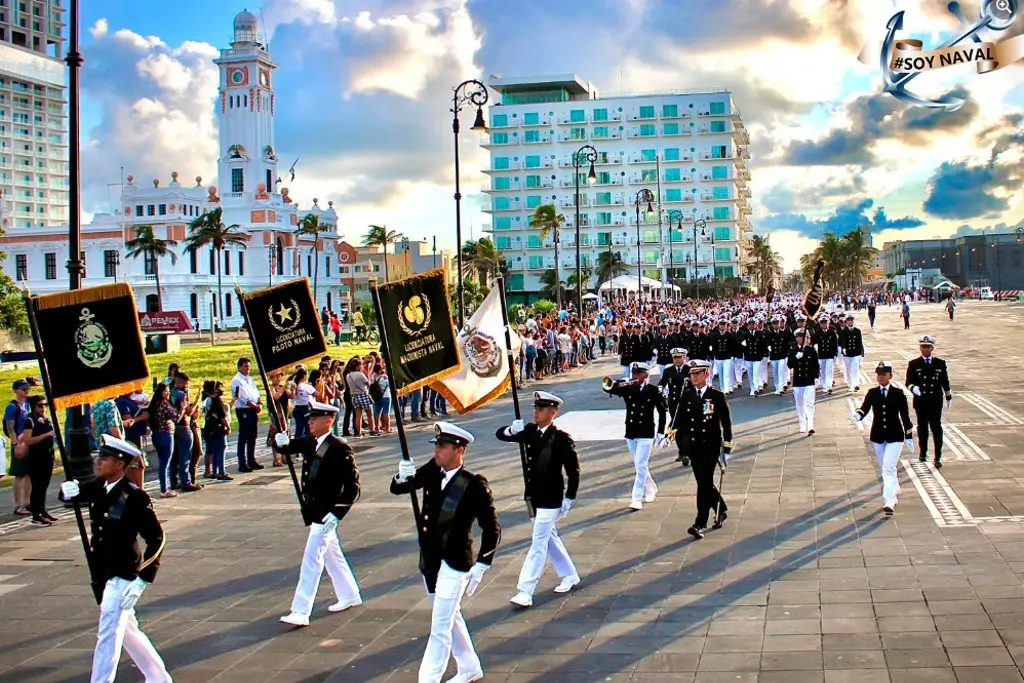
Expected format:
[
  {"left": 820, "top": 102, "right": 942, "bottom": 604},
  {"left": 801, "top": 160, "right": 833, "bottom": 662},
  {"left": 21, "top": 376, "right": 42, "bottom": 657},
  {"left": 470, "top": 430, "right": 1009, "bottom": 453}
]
[{"left": 230, "top": 357, "right": 263, "bottom": 473}]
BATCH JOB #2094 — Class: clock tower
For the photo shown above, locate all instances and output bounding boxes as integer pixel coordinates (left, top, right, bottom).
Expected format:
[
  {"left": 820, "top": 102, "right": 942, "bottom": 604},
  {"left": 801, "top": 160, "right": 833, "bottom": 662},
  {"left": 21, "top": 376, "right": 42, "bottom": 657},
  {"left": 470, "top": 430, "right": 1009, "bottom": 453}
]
[{"left": 214, "top": 10, "right": 278, "bottom": 201}]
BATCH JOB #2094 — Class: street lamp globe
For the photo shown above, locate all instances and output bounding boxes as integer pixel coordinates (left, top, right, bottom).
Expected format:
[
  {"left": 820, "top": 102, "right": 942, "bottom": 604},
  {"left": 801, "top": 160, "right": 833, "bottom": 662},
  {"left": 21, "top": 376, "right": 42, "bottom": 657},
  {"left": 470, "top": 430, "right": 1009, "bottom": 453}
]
[
  {"left": 587, "top": 165, "right": 597, "bottom": 184},
  {"left": 471, "top": 106, "right": 487, "bottom": 133}
]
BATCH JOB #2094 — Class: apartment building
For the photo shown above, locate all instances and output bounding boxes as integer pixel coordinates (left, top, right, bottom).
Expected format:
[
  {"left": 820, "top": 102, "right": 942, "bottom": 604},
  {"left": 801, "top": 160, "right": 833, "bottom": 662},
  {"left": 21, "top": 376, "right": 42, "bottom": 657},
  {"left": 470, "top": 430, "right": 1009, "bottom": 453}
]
[{"left": 481, "top": 75, "right": 751, "bottom": 302}]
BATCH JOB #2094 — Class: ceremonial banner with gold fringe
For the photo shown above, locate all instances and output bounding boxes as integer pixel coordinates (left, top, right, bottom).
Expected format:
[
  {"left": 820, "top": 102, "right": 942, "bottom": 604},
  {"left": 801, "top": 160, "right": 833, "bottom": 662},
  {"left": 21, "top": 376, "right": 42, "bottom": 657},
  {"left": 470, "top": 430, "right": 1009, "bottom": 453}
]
[
  {"left": 374, "top": 268, "right": 461, "bottom": 396},
  {"left": 430, "top": 286, "right": 522, "bottom": 414},
  {"left": 240, "top": 278, "right": 328, "bottom": 376},
  {"left": 29, "top": 283, "right": 150, "bottom": 410},
  {"left": 803, "top": 259, "right": 827, "bottom": 318}
]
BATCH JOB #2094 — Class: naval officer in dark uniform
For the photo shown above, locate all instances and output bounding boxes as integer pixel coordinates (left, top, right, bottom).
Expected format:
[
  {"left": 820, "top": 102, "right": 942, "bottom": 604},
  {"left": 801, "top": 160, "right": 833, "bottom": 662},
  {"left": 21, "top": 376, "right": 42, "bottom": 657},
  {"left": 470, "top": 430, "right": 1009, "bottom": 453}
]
[
  {"left": 496, "top": 391, "right": 581, "bottom": 608},
  {"left": 59, "top": 435, "right": 171, "bottom": 683},
  {"left": 658, "top": 348, "right": 692, "bottom": 464},
  {"left": 905, "top": 335, "right": 952, "bottom": 468},
  {"left": 273, "top": 399, "right": 362, "bottom": 627},
  {"left": 852, "top": 361, "right": 914, "bottom": 516},
  {"left": 391, "top": 422, "right": 501, "bottom": 683},
  {"left": 603, "top": 361, "right": 667, "bottom": 511},
  {"left": 670, "top": 360, "right": 734, "bottom": 539}
]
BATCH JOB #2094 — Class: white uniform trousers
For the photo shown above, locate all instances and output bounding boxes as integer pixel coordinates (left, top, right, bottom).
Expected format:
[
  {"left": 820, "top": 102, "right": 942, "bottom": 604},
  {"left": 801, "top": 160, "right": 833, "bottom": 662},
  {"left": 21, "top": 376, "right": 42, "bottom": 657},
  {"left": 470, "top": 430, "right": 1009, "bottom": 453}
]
[
  {"left": 517, "top": 507, "right": 578, "bottom": 595},
  {"left": 626, "top": 438, "right": 657, "bottom": 505},
  {"left": 290, "top": 521, "right": 361, "bottom": 617},
  {"left": 420, "top": 561, "right": 482, "bottom": 683},
  {"left": 744, "top": 361, "right": 759, "bottom": 395},
  {"left": 758, "top": 358, "right": 769, "bottom": 388},
  {"left": 712, "top": 360, "right": 732, "bottom": 391},
  {"left": 793, "top": 386, "right": 816, "bottom": 432},
  {"left": 91, "top": 577, "right": 171, "bottom": 683},
  {"left": 733, "top": 357, "right": 745, "bottom": 386},
  {"left": 873, "top": 442, "right": 904, "bottom": 508},
  {"left": 771, "top": 359, "right": 788, "bottom": 393},
  {"left": 818, "top": 359, "right": 835, "bottom": 391},
  {"left": 838, "top": 353, "right": 848, "bottom": 382},
  {"left": 845, "top": 356, "right": 862, "bottom": 387}
]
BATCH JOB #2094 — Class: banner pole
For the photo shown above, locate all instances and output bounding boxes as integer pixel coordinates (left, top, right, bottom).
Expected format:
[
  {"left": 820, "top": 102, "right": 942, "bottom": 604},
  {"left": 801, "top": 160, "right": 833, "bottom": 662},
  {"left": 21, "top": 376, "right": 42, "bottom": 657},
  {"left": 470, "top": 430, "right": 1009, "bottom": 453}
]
[
  {"left": 22, "top": 291, "right": 102, "bottom": 604},
  {"left": 235, "top": 286, "right": 308, "bottom": 524},
  {"left": 495, "top": 277, "right": 534, "bottom": 517},
  {"left": 369, "top": 278, "right": 423, "bottom": 526}
]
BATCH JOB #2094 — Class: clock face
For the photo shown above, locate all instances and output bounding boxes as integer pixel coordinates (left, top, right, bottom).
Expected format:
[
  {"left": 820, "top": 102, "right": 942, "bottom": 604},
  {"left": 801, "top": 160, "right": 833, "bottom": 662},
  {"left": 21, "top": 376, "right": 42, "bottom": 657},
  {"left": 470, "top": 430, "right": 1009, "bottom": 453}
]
[
  {"left": 259, "top": 71, "right": 269, "bottom": 87},
  {"left": 230, "top": 69, "right": 244, "bottom": 85}
]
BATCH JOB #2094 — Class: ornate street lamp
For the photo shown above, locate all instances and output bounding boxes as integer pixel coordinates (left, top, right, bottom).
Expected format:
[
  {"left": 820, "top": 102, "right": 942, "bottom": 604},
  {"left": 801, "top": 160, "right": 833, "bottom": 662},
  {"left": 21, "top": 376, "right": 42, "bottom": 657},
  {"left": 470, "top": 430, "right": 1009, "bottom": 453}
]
[
  {"left": 573, "top": 144, "right": 598, "bottom": 314},
  {"left": 634, "top": 189, "right": 655, "bottom": 302},
  {"left": 693, "top": 218, "right": 707, "bottom": 299},
  {"left": 450, "top": 79, "right": 488, "bottom": 328}
]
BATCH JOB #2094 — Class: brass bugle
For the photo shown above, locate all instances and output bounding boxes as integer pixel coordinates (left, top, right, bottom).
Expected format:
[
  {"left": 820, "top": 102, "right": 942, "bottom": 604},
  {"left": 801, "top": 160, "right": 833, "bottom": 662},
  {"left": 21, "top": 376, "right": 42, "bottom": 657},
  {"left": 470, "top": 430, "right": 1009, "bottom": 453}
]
[{"left": 602, "top": 376, "right": 640, "bottom": 390}]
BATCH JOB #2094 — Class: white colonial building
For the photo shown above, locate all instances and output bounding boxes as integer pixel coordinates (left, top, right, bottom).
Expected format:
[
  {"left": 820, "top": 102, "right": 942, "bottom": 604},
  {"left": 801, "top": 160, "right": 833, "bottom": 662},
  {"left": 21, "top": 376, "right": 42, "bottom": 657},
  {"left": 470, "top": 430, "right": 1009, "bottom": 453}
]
[
  {"left": 481, "top": 75, "right": 753, "bottom": 302},
  {"left": 0, "top": 10, "right": 343, "bottom": 329}
]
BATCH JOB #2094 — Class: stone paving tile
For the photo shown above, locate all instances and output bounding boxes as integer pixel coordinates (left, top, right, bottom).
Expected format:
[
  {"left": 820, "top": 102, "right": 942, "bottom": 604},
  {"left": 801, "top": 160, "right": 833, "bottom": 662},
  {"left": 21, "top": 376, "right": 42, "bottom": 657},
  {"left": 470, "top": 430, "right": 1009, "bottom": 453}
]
[{"left": 2, "top": 304, "right": 1024, "bottom": 680}]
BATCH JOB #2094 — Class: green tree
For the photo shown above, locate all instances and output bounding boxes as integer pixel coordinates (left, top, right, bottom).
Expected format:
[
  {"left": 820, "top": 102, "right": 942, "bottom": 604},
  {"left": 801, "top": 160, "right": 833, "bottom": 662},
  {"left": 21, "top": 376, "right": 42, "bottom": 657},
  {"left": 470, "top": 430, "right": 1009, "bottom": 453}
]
[
  {"left": 744, "top": 234, "right": 782, "bottom": 293},
  {"left": 185, "top": 207, "right": 248, "bottom": 335},
  {"left": 565, "top": 267, "right": 592, "bottom": 290},
  {"left": 0, "top": 269, "right": 28, "bottom": 335},
  {"left": 363, "top": 224, "right": 401, "bottom": 283},
  {"left": 538, "top": 268, "right": 567, "bottom": 304},
  {"left": 799, "top": 226, "right": 879, "bottom": 290},
  {"left": 529, "top": 203, "right": 566, "bottom": 309},
  {"left": 298, "top": 213, "right": 333, "bottom": 301},
  {"left": 125, "top": 224, "right": 178, "bottom": 312},
  {"left": 461, "top": 237, "right": 503, "bottom": 287},
  {"left": 594, "top": 250, "right": 629, "bottom": 291}
]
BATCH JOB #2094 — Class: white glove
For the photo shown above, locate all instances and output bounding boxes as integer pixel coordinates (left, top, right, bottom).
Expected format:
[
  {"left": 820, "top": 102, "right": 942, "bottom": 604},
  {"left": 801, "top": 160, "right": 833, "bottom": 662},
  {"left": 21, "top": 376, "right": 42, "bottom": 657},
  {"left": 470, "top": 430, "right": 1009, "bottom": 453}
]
[
  {"left": 905, "top": 437, "right": 915, "bottom": 453},
  {"left": 839, "top": 348, "right": 845, "bottom": 356},
  {"left": 274, "top": 431, "right": 290, "bottom": 449},
  {"left": 850, "top": 412, "right": 862, "bottom": 422},
  {"left": 946, "top": 396, "right": 952, "bottom": 409},
  {"left": 661, "top": 384, "right": 670, "bottom": 397},
  {"left": 741, "top": 340, "right": 747, "bottom": 347},
  {"left": 466, "top": 563, "right": 489, "bottom": 597},
  {"left": 60, "top": 480, "right": 80, "bottom": 499},
  {"left": 507, "top": 419, "right": 525, "bottom": 436},
  {"left": 560, "top": 498, "right": 574, "bottom": 519},
  {"left": 795, "top": 352, "right": 804, "bottom": 360},
  {"left": 120, "top": 577, "right": 148, "bottom": 610},
  {"left": 718, "top": 451, "right": 729, "bottom": 469},
  {"left": 912, "top": 386, "right": 922, "bottom": 397},
  {"left": 397, "top": 459, "right": 417, "bottom": 482},
  {"left": 320, "top": 512, "right": 340, "bottom": 535}
]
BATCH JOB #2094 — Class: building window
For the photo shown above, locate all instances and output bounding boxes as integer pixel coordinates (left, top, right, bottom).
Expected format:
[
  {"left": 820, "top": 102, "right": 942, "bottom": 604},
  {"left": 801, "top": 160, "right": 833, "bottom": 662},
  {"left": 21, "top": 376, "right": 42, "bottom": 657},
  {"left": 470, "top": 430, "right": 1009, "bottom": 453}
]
[
  {"left": 190, "top": 293, "right": 198, "bottom": 321},
  {"left": 493, "top": 157, "right": 510, "bottom": 170},
  {"left": 715, "top": 227, "right": 731, "bottom": 241},
  {"left": 144, "top": 252, "right": 155, "bottom": 275},
  {"left": 523, "top": 130, "right": 539, "bottom": 143},
  {"left": 593, "top": 126, "right": 609, "bottom": 139},
  {"left": 711, "top": 165, "right": 729, "bottom": 179},
  {"left": 662, "top": 104, "right": 678, "bottom": 118},
  {"left": 145, "top": 294, "right": 159, "bottom": 313},
  {"left": 491, "top": 132, "right": 510, "bottom": 145},
  {"left": 592, "top": 108, "right": 608, "bottom": 121},
  {"left": 665, "top": 168, "right": 681, "bottom": 181},
  {"left": 325, "top": 256, "right": 330, "bottom": 278},
  {"left": 266, "top": 168, "right": 272, "bottom": 191},
  {"left": 570, "top": 127, "right": 586, "bottom": 140},
  {"left": 223, "top": 250, "right": 231, "bottom": 275},
  {"left": 638, "top": 105, "right": 655, "bottom": 119},
  {"left": 639, "top": 124, "right": 656, "bottom": 137},
  {"left": 307, "top": 254, "right": 312, "bottom": 276},
  {"left": 491, "top": 113, "right": 508, "bottom": 127},
  {"left": 710, "top": 120, "right": 726, "bottom": 133},
  {"left": 523, "top": 112, "right": 539, "bottom": 125},
  {"left": 276, "top": 238, "right": 284, "bottom": 275},
  {"left": 713, "top": 186, "right": 730, "bottom": 200},
  {"left": 712, "top": 145, "right": 728, "bottom": 159},
  {"left": 103, "top": 250, "right": 118, "bottom": 277},
  {"left": 663, "top": 122, "right": 680, "bottom": 135},
  {"left": 146, "top": 204, "right": 155, "bottom": 216},
  {"left": 209, "top": 249, "right": 216, "bottom": 275},
  {"left": 665, "top": 188, "right": 682, "bottom": 202},
  {"left": 158, "top": 203, "right": 166, "bottom": 215},
  {"left": 524, "top": 155, "right": 541, "bottom": 169},
  {"left": 15, "top": 253, "right": 26, "bottom": 280},
  {"left": 44, "top": 252, "right": 56, "bottom": 279},
  {"left": 713, "top": 206, "right": 730, "bottom": 220},
  {"left": 710, "top": 101, "right": 726, "bottom": 115},
  {"left": 641, "top": 149, "right": 656, "bottom": 161},
  {"left": 189, "top": 249, "right": 197, "bottom": 274},
  {"left": 494, "top": 177, "right": 510, "bottom": 191},
  {"left": 225, "top": 294, "right": 233, "bottom": 318},
  {"left": 569, "top": 109, "right": 585, "bottom": 123},
  {"left": 238, "top": 251, "right": 244, "bottom": 276},
  {"left": 231, "top": 168, "right": 243, "bottom": 193},
  {"left": 135, "top": 205, "right": 143, "bottom": 217}
]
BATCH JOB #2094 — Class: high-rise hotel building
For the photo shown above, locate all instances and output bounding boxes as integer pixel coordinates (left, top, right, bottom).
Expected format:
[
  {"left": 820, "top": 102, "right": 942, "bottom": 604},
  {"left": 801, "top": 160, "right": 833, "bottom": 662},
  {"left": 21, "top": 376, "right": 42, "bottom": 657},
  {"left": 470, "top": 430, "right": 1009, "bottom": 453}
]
[
  {"left": 0, "top": 0, "right": 68, "bottom": 229},
  {"left": 481, "top": 75, "right": 751, "bottom": 302}
]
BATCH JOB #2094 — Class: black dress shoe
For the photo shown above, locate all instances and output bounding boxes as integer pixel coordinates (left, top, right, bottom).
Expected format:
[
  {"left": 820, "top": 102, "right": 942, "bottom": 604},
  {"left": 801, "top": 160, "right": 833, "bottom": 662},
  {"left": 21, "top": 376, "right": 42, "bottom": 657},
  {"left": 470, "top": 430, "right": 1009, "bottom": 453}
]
[
  {"left": 238, "top": 466, "right": 253, "bottom": 473},
  {"left": 933, "top": 459, "right": 942, "bottom": 469},
  {"left": 687, "top": 525, "right": 705, "bottom": 539},
  {"left": 712, "top": 510, "right": 728, "bottom": 529},
  {"left": 919, "top": 455, "right": 927, "bottom": 463},
  {"left": 251, "top": 463, "right": 265, "bottom": 470},
  {"left": 883, "top": 506, "right": 894, "bottom": 516},
  {"left": 680, "top": 456, "right": 690, "bottom": 467}
]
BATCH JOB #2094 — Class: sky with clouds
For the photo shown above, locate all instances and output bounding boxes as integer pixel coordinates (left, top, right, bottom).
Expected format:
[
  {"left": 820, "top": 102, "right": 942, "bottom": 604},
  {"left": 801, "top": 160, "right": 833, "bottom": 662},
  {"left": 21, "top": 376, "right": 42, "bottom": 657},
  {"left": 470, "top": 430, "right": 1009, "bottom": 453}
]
[{"left": 76, "top": 0, "right": 1024, "bottom": 271}]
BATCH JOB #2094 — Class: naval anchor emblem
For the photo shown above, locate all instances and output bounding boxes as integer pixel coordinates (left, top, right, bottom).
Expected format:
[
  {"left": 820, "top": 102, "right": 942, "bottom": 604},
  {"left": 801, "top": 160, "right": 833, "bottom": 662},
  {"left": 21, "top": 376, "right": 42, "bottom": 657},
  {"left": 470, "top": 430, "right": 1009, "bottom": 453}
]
[
  {"left": 877, "top": 0, "right": 1018, "bottom": 111},
  {"left": 75, "top": 307, "right": 113, "bottom": 369}
]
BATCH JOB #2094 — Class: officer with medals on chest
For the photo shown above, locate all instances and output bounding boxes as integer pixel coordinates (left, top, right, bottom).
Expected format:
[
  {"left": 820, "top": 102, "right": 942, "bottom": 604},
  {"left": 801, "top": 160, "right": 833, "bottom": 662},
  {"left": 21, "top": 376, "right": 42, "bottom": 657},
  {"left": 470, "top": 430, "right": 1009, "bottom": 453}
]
[
  {"left": 603, "top": 362, "right": 667, "bottom": 511},
  {"left": 59, "top": 435, "right": 171, "bottom": 683},
  {"left": 391, "top": 423, "right": 501, "bottom": 683},
  {"left": 852, "top": 362, "right": 914, "bottom": 516},
  {"left": 905, "top": 335, "right": 952, "bottom": 468},
  {"left": 274, "top": 399, "right": 362, "bottom": 627},
  {"left": 670, "top": 360, "right": 734, "bottom": 539},
  {"left": 496, "top": 391, "right": 581, "bottom": 608},
  {"left": 658, "top": 348, "right": 692, "bottom": 465}
]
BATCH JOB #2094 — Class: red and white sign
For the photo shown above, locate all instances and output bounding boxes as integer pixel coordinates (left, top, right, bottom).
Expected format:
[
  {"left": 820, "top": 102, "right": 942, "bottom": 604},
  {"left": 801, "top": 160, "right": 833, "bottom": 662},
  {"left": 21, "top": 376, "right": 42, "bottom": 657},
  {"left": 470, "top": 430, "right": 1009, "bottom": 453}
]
[{"left": 138, "top": 311, "right": 193, "bottom": 333}]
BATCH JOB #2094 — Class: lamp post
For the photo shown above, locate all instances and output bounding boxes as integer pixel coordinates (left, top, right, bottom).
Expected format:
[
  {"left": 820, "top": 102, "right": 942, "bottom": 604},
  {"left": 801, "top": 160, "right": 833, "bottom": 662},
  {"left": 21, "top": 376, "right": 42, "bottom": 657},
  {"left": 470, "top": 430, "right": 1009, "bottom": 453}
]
[
  {"left": 693, "top": 218, "right": 707, "bottom": 300},
  {"left": 634, "top": 189, "right": 655, "bottom": 304},
  {"left": 573, "top": 144, "right": 598, "bottom": 315},
  {"left": 431, "top": 235, "right": 437, "bottom": 268},
  {"left": 992, "top": 240, "right": 1001, "bottom": 300},
  {"left": 451, "top": 79, "right": 488, "bottom": 329},
  {"left": 710, "top": 228, "right": 717, "bottom": 294},
  {"left": 268, "top": 238, "right": 274, "bottom": 287},
  {"left": 666, "top": 209, "right": 684, "bottom": 302}
]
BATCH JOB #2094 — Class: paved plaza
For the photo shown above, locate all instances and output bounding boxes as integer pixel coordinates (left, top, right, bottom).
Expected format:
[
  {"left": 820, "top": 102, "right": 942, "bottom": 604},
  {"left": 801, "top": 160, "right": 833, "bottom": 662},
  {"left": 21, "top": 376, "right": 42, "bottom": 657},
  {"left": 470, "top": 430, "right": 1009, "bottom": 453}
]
[{"left": 2, "top": 301, "right": 1024, "bottom": 682}]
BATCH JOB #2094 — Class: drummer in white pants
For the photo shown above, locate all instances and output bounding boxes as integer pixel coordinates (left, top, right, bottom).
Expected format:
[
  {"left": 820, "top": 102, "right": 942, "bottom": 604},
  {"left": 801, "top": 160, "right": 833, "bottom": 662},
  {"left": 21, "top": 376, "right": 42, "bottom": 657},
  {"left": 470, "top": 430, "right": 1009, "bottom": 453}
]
[
  {"left": 496, "top": 391, "right": 582, "bottom": 608},
  {"left": 851, "top": 361, "right": 914, "bottom": 516}
]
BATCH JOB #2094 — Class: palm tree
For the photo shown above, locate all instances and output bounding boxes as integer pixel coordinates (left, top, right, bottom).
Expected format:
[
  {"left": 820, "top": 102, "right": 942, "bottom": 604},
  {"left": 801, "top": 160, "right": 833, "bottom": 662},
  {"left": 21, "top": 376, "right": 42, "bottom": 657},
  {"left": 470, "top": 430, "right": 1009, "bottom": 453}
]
[
  {"left": 461, "top": 237, "right": 503, "bottom": 286},
  {"left": 594, "top": 251, "right": 629, "bottom": 292},
  {"left": 565, "top": 267, "right": 592, "bottom": 290},
  {"left": 530, "top": 203, "right": 566, "bottom": 309},
  {"left": 799, "top": 226, "right": 879, "bottom": 291},
  {"left": 538, "top": 269, "right": 567, "bottom": 304},
  {"left": 185, "top": 207, "right": 248, "bottom": 335},
  {"left": 298, "top": 213, "right": 333, "bottom": 301},
  {"left": 125, "top": 225, "right": 178, "bottom": 312},
  {"left": 744, "top": 234, "right": 782, "bottom": 293},
  {"left": 837, "top": 227, "right": 878, "bottom": 288},
  {"left": 363, "top": 224, "right": 401, "bottom": 283}
]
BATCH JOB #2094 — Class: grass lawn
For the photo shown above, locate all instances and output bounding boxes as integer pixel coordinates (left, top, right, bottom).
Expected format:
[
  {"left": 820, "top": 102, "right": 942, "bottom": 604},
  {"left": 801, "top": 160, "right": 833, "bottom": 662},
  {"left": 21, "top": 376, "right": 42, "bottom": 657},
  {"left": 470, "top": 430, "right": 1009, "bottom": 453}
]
[{"left": 0, "top": 339, "right": 381, "bottom": 424}]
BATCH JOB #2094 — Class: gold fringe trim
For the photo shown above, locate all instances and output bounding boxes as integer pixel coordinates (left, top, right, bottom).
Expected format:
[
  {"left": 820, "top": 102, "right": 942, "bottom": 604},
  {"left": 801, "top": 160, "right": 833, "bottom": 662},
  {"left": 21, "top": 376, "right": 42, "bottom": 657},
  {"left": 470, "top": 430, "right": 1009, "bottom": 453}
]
[
  {"left": 264, "top": 351, "right": 330, "bottom": 379},
  {"left": 138, "top": 534, "right": 166, "bottom": 571},
  {"left": 52, "top": 379, "right": 149, "bottom": 411},
  {"left": 395, "top": 363, "right": 460, "bottom": 398},
  {"left": 373, "top": 267, "right": 449, "bottom": 292},
  {"left": 238, "top": 278, "right": 329, "bottom": 361},
  {"left": 34, "top": 282, "right": 134, "bottom": 311},
  {"left": 429, "top": 373, "right": 512, "bottom": 416}
]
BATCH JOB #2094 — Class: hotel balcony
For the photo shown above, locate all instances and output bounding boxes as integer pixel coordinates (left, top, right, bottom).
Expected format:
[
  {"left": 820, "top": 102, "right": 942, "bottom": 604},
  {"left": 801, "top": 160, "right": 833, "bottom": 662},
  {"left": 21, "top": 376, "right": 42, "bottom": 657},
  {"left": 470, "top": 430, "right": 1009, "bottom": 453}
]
[
  {"left": 626, "top": 128, "right": 660, "bottom": 139},
  {"left": 523, "top": 134, "right": 552, "bottom": 145},
  {"left": 482, "top": 136, "right": 517, "bottom": 148},
  {"left": 701, "top": 192, "right": 733, "bottom": 202},
  {"left": 521, "top": 116, "right": 551, "bottom": 127},
  {"left": 660, "top": 173, "right": 694, "bottom": 184},
  {"left": 591, "top": 130, "right": 622, "bottom": 140},
  {"left": 559, "top": 131, "right": 589, "bottom": 142},
  {"left": 481, "top": 202, "right": 519, "bottom": 213},
  {"left": 483, "top": 160, "right": 522, "bottom": 172},
  {"left": 628, "top": 153, "right": 657, "bottom": 164},
  {"left": 482, "top": 181, "right": 521, "bottom": 192}
]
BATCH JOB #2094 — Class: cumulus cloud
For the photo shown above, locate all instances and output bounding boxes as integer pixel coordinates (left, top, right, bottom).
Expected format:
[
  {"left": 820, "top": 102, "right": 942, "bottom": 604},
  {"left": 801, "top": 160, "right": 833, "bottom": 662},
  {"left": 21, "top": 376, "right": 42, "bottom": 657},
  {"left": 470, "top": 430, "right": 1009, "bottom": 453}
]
[{"left": 760, "top": 198, "right": 924, "bottom": 239}]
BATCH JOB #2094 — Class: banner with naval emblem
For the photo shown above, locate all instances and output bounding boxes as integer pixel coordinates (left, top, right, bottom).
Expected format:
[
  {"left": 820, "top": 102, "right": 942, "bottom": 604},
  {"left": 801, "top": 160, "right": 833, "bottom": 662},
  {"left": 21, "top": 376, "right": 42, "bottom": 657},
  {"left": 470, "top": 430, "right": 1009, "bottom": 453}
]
[
  {"left": 431, "top": 286, "right": 522, "bottom": 414},
  {"left": 28, "top": 283, "right": 150, "bottom": 410},
  {"left": 239, "top": 278, "right": 327, "bottom": 376},
  {"left": 373, "top": 267, "right": 461, "bottom": 396}
]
